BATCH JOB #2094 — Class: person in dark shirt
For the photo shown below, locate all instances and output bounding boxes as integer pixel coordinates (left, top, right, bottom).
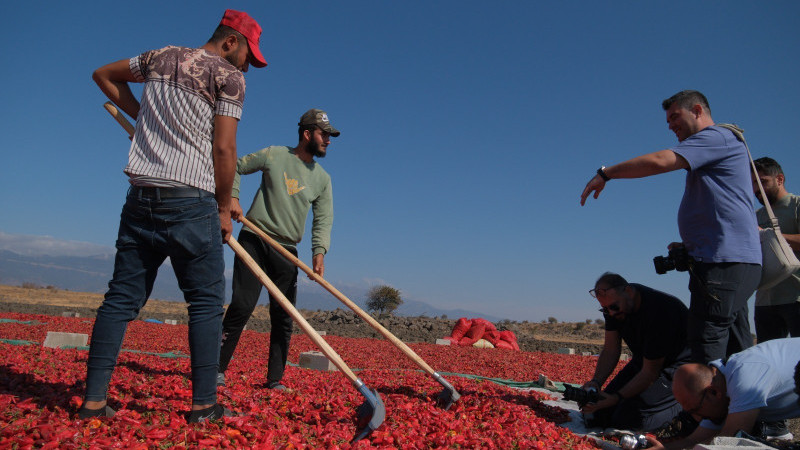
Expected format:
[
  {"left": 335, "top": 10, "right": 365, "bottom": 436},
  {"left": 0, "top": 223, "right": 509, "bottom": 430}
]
[{"left": 581, "top": 272, "right": 691, "bottom": 431}]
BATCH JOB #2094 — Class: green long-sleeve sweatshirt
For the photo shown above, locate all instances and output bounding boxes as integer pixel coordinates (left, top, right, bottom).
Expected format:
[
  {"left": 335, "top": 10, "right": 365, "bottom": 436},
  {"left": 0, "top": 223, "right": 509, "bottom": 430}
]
[{"left": 232, "top": 146, "right": 333, "bottom": 256}]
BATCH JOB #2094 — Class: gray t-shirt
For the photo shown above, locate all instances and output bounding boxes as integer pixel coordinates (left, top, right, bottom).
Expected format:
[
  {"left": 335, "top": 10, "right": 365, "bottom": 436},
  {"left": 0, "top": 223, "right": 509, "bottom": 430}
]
[{"left": 755, "top": 193, "right": 800, "bottom": 306}]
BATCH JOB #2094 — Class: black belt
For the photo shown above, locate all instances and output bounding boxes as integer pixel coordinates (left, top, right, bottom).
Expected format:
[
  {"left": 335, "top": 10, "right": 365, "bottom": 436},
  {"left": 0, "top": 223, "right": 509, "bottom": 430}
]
[{"left": 129, "top": 186, "right": 212, "bottom": 199}]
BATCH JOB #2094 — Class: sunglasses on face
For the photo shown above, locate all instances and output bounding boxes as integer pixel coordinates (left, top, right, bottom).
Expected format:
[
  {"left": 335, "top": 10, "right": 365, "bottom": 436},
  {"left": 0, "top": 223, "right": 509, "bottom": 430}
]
[{"left": 598, "top": 303, "right": 621, "bottom": 315}]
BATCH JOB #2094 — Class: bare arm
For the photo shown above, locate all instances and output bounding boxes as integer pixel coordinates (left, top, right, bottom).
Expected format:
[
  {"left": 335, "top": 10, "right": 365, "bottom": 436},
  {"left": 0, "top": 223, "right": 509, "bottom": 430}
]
[
  {"left": 649, "top": 425, "right": 719, "bottom": 450},
  {"left": 580, "top": 150, "right": 689, "bottom": 205},
  {"left": 590, "top": 330, "right": 622, "bottom": 386},
  {"left": 782, "top": 233, "right": 800, "bottom": 251},
  {"left": 212, "top": 115, "right": 239, "bottom": 243},
  {"left": 584, "top": 356, "right": 665, "bottom": 413},
  {"left": 618, "top": 356, "right": 663, "bottom": 399},
  {"left": 581, "top": 330, "right": 622, "bottom": 413},
  {"left": 657, "top": 411, "right": 758, "bottom": 450},
  {"left": 719, "top": 409, "right": 760, "bottom": 437},
  {"left": 92, "top": 59, "right": 140, "bottom": 120}
]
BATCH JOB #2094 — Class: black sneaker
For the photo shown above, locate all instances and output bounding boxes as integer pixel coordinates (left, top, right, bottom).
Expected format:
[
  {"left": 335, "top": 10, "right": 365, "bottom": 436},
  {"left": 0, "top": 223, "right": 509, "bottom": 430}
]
[
  {"left": 187, "top": 404, "right": 235, "bottom": 423},
  {"left": 652, "top": 411, "right": 699, "bottom": 441},
  {"left": 265, "top": 381, "right": 288, "bottom": 391},
  {"left": 78, "top": 405, "right": 116, "bottom": 419}
]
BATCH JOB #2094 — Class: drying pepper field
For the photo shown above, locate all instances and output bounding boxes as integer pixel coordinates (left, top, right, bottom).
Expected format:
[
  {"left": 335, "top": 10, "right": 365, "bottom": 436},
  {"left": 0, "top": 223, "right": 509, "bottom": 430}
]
[{"left": 0, "top": 312, "right": 607, "bottom": 448}]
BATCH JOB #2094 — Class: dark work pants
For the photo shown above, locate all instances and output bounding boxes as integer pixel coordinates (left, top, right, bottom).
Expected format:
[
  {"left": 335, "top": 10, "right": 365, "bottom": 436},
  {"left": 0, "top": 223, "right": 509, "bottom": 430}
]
[
  {"left": 687, "top": 262, "right": 760, "bottom": 363},
  {"left": 754, "top": 303, "right": 800, "bottom": 342},
  {"left": 593, "top": 359, "right": 682, "bottom": 431},
  {"left": 219, "top": 230, "right": 298, "bottom": 383}
]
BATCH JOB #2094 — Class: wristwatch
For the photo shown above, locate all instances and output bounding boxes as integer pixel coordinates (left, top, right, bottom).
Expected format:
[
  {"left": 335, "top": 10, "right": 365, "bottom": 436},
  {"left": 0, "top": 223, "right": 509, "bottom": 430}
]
[{"left": 597, "top": 166, "right": 611, "bottom": 182}]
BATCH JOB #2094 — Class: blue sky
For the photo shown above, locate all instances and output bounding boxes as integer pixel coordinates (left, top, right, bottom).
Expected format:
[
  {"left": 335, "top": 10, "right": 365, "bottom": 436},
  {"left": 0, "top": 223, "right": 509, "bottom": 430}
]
[{"left": 1, "top": 2, "right": 799, "bottom": 322}]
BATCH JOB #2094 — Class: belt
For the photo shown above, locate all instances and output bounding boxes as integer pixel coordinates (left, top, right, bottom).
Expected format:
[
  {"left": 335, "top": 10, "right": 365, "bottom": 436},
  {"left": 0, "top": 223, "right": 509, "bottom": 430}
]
[{"left": 129, "top": 186, "right": 212, "bottom": 199}]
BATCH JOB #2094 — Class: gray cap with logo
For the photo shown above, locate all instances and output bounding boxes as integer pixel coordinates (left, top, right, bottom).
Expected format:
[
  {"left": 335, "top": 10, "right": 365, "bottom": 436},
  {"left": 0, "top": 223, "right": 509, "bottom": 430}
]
[{"left": 298, "top": 109, "right": 340, "bottom": 137}]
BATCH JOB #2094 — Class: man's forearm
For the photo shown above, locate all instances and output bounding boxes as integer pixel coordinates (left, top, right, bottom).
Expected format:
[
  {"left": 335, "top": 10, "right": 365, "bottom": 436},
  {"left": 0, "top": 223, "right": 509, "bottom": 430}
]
[
  {"left": 211, "top": 116, "right": 239, "bottom": 211},
  {"left": 214, "top": 147, "right": 236, "bottom": 211},
  {"left": 93, "top": 59, "right": 140, "bottom": 119},
  {"left": 592, "top": 347, "right": 621, "bottom": 384},
  {"left": 782, "top": 233, "right": 800, "bottom": 251},
  {"left": 664, "top": 426, "right": 718, "bottom": 450},
  {"left": 603, "top": 150, "right": 687, "bottom": 180},
  {"left": 616, "top": 367, "right": 658, "bottom": 399}
]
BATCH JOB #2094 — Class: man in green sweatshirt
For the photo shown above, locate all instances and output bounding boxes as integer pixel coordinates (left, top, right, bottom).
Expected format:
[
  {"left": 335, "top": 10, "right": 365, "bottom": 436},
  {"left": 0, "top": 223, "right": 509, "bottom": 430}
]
[{"left": 218, "top": 109, "right": 338, "bottom": 389}]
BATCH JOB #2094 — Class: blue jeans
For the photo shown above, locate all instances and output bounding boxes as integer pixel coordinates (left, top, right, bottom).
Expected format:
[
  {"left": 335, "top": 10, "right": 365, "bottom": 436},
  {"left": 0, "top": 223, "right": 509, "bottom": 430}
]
[{"left": 85, "top": 188, "right": 225, "bottom": 405}]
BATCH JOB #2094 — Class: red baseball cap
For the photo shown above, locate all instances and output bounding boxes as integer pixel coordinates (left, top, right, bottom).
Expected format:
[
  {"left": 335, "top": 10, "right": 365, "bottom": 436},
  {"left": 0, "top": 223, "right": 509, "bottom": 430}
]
[{"left": 220, "top": 9, "right": 267, "bottom": 68}]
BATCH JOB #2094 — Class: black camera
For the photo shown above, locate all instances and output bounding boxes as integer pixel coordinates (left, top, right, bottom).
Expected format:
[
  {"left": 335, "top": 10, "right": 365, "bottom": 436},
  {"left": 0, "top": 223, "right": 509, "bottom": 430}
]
[
  {"left": 562, "top": 384, "right": 600, "bottom": 407},
  {"left": 653, "top": 246, "right": 690, "bottom": 275}
]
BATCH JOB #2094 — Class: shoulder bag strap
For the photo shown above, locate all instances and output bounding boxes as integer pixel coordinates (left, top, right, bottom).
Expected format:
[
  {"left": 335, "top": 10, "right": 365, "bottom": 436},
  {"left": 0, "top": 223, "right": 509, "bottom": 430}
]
[{"left": 716, "top": 123, "right": 780, "bottom": 231}]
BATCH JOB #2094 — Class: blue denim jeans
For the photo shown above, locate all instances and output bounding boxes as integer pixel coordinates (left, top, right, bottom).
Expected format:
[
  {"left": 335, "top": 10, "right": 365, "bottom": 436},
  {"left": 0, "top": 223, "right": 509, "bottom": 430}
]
[{"left": 85, "top": 188, "right": 225, "bottom": 405}]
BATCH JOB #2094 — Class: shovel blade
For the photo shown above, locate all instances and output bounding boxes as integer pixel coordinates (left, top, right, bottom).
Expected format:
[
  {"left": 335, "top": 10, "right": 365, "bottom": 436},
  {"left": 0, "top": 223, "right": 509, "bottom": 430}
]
[
  {"left": 351, "top": 387, "right": 385, "bottom": 442},
  {"left": 436, "top": 387, "right": 461, "bottom": 410}
]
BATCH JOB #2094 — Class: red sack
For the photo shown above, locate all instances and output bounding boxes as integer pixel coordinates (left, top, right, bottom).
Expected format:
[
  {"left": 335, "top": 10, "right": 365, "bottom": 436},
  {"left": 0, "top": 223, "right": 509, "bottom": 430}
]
[
  {"left": 498, "top": 330, "right": 520, "bottom": 351},
  {"left": 459, "top": 322, "right": 486, "bottom": 346},
  {"left": 472, "top": 318, "right": 497, "bottom": 332},
  {"left": 495, "top": 340, "right": 514, "bottom": 350},
  {"left": 450, "top": 318, "right": 472, "bottom": 342},
  {"left": 483, "top": 329, "right": 500, "bottom": 346}
]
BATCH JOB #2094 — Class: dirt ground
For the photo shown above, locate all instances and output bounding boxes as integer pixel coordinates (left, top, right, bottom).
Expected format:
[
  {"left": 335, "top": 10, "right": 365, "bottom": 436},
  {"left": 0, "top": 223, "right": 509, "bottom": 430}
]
[{"left": 2, "top": 284, "right": 797, "bottom": 441}]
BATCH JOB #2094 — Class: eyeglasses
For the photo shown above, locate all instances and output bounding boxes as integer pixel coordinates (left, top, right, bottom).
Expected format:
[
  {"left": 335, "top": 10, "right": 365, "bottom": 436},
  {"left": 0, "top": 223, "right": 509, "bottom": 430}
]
[
  {"left": 589, "top": 284, "right": 626, "bottom": 299},
  {"left": 597, "top": 303, "right": 621, "bottom": 315},
  {"left": 686, "top": 388, "right": 709, "bottom": 415}
]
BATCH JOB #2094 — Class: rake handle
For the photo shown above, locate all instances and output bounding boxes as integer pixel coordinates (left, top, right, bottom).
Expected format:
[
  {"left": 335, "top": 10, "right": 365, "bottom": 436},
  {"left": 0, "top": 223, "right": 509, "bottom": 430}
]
[
  {"left": 227, "top": 236, "right": 362, "bottom": 385},
  {"left": 239, "top": 217, "right": 436, "bottom": 374},
  {"left": 103, "top": 102, "right": 136, "bottom": 138}
]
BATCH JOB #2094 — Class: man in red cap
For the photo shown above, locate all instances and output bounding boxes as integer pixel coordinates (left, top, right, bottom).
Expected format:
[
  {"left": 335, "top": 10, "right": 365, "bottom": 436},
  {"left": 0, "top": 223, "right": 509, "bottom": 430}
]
[{"left": 82, "top": 10, "right": 266, "bottom": 423}]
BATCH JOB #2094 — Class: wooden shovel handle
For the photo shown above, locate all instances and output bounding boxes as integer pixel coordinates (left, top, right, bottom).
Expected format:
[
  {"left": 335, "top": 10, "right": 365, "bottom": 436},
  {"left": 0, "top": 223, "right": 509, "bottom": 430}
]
[
  {"left": 239, "top": 217, "right": 436, "bottom": 375},
  {"left": 227, "top": 236, "right": 361, "bottom": 384},
  {"left": 103, "top": 102, "right": 136, "bottom": 138}
]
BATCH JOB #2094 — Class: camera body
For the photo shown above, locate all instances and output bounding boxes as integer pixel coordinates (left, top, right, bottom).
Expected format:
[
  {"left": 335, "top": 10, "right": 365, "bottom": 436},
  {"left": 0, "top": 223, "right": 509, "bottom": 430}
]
[
  {"left": 653, "top": 246, "right": 690, "bottom": 275},
  {"left": 562, "top": 384, "right": 600, "bottom": 407}
]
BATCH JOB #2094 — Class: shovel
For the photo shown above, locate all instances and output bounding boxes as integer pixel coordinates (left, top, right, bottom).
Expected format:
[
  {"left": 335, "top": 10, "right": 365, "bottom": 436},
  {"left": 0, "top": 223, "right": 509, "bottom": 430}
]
[
  {"left": 228, "top": 237, "right": 385, "bottom": 441},
  {"left": 102, "top": 102, "right": 385, "bottom": 441},
  {"left": 239, "top": 216, "right": 461, "bottom": 410}
]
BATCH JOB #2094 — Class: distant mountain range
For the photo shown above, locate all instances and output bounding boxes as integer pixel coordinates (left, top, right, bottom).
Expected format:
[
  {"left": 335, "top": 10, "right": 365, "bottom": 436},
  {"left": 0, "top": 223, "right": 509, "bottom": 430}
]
[{"left": 0, "top": 246, "right": 499, "bottom": 321}]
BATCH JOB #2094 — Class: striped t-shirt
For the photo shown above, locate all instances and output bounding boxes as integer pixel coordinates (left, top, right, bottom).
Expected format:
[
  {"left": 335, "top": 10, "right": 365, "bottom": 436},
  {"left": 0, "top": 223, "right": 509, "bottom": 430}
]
[{"left": 125, "top": 46, "right": 246, "bottom": 192}]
